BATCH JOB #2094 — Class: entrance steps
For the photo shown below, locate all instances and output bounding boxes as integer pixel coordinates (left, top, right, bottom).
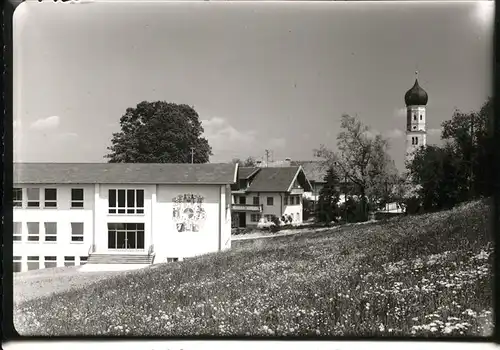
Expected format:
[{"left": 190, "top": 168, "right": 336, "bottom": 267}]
[{"left": 86, "top": 254, "right": 154, "bottom": 265}]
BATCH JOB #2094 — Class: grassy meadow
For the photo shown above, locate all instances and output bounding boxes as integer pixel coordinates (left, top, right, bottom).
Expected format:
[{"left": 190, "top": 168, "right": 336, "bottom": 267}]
[{"left": 14, "top": 199, "right": 493, "bottom": 337}]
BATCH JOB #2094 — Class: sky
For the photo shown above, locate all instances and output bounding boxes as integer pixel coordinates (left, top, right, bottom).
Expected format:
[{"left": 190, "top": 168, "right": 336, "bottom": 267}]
[{"left": 13, "top": 0, "right": 494, "bottom": 171}]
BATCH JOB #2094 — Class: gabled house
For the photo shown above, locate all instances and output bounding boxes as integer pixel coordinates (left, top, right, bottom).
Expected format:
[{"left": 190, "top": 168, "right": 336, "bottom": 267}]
[
  {"left": 231, "top": 166, "right": 312, "bottom": 228},
  {"left": 290, "top": 161, "right": 329, "bottom": 202}
]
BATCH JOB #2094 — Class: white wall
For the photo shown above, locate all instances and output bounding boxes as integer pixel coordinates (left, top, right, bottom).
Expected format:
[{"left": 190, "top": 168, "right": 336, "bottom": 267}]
[
  {"left": 13, "top": 182, "right": 230, "bottom": 271},
  {"left": 13, "top": 184, "right": 94, "bottom": 270},
  {"left": 94, "top": 184, "right": 155, "bottom": 253},
  {"left": 154, "top": 184, "right": 222, "bottom": 261}
]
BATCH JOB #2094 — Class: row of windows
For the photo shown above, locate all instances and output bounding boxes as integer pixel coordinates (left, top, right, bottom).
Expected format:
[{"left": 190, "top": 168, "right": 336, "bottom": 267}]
[
  {"left": 284, "top": 195, "right": 301, "bottom": 206},
  {"left": 14, "top": 188, "right": 146, "bottom": 215},
  {"left": 13, "top": 188, "right": 84, "bottom": 208},
  {"left": 13, "top": 222, "right": 84, "bottom": 242},
  {"left": 412, "top": 114, "right": 424, "bottom": 121},
  {"left": 13, "top": 255, "right": 88, "bottom": 272},
  {"left": 237, "top": 195, "right": 302, "bottom": 206},
  {"left": 411, "top": 136, "right": 420, "bottom": 145}
]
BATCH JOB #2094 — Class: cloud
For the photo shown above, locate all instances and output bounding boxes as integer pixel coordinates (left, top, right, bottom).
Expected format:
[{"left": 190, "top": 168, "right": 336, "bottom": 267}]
[
  {"left": 202, "top": 117, "right": 257, "bottom": 159},
  {"left": 30, "top": 116, "right": 60, "bottom": 130},
  {"left": 268, "top": 137, "right": 286, "bottom": 149},
  {"left": 393, "top": 108, "right": 407, "bottom": 119},
  {"left": 386, "top": 128, "right": 404, "bottom": 139}
]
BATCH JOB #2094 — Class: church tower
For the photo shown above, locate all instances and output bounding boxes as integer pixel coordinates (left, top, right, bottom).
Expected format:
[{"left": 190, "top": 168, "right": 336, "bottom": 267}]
[{"left": 404, "top": 71, "right": 428, "bottom": 163}]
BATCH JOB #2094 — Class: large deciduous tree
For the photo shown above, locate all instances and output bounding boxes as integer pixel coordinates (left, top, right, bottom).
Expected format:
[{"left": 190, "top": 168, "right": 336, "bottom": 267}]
[
  {"left": 105, "top": 101, "right": 212, "bottom": 163},
  {"left": 314, "top": 114, "right": 395, "bottom": 220},
  {"left": 440, "top": 97, "right": 493, "bottom": 198}
]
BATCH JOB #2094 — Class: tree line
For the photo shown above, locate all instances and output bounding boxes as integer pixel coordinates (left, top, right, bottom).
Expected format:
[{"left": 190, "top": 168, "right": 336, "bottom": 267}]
[
  {"left": 105, "top": 98, "right": 493, "bottom": 223},
  {"left": 312, "top": 97, "right": 493, "bottom": 223}
]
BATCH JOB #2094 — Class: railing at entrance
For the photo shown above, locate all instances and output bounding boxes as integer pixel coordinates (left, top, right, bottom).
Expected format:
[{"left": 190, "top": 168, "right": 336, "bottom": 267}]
[{"left": 231, "top": 204, "right": 263, "bottom": 212}]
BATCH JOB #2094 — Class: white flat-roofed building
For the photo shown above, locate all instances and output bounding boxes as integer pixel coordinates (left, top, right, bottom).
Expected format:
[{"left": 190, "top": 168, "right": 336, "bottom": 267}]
[{"left": 12, "top": 162, "right": 237, "bottom": 272}]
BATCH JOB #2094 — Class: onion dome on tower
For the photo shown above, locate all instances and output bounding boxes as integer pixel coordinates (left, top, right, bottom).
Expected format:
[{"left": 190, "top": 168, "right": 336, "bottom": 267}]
[{"left": 404, "top": 72, "right": 428, "bottom": 106}]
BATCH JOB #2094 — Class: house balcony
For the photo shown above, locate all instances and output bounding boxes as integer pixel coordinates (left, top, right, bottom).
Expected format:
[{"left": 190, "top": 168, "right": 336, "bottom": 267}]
[
  {"left": 231, "top": 204, "right": 263, "bottom": 212},
  {"left": 290, "top": 188, "right": 304, "bottom": 195}
]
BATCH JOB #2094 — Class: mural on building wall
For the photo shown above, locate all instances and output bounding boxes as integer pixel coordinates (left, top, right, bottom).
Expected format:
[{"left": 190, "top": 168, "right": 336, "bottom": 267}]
[{"left": 172, "top": 194, "right": 207, "bottom": 232}]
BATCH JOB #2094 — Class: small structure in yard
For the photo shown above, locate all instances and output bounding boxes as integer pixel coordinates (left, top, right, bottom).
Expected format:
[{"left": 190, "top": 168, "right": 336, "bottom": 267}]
[{"left": 12, "top": 162, "right": 237, "bottom": 272}]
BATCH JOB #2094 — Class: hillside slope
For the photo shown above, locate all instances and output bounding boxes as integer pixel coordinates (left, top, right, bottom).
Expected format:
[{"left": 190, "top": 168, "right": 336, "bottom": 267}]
[{"left": 14, "top": 199, "right": 493, "bottom": 337}]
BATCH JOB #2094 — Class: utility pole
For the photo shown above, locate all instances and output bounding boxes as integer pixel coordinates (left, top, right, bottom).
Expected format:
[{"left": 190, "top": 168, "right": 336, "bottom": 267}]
[
  {"left": 469, "top": 113, "right": 475, "bottom": 198},
  {"left": 190, "top": 147, "right": 195, "bottom": 164}
]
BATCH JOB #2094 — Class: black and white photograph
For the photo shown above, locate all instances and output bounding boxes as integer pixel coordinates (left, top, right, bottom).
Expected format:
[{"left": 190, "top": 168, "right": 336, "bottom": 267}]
[{"left": 11, "top": 0, "right": 494, "bottom": 338}]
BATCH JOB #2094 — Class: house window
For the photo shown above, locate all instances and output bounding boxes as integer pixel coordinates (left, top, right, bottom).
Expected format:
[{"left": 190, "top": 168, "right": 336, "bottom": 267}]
[
  {"left": 284, "top": 196, "right": 289, "bottom": 205},
  {"left": 108, "top": 189, "right": 144, "bottom": 214},
  {"left": 44, "top": 188, "right": 57, "bottom": 208},
  {"left": 71, "top": 222, "right": 84, "bottom": 242},
  {"left": 107, "top": 223, "right": 145, "bottom": 250},
  {"left": 27, "top": 222, "right": 39, "bottom": 242},
  {"left": 13, "top": 188, "right": 22, "bottom": 207},
  {"left": 27, "top": 188, "right": 40, "bottom": 208},
  {"left": 64, "top": 256, "right": 75, "bottom": 267},
  {"left": 44, "top": 222, "right": 57, "bottom": 242},
  {"left": 239, "top": 196, "right": 246, "bottom": 205},
  {"left": 79, "top": 256, "right": 88, "bottom": 265},
  {"left": 252, "top": 196, "right": 259, "bottom": 205},
  {"left": 267, "top": 197, "right": 274, "bottom": 206},
  {"left": 13, "top": 256, "right": 22, "bottom": 273},
  {"left": 27, "top": 256, "right": 40, "bottom": 271},
  {"left": 250, "top": 214, "right": 260, "bottom": 222},
  {"left": 44, "top": 256, "right": 57, "bottom": 269},
  {"left": 71, "top": 188, "right": 84, "bottom": 208},
  {"left": 13, "top": 222, "right": 22, "bottom": 241},
  {"left": 420, "top": 115, "right": 423, "bottom": 120},
  {"left": 264, "top": 214, "right": 274, "bottom": 222}
]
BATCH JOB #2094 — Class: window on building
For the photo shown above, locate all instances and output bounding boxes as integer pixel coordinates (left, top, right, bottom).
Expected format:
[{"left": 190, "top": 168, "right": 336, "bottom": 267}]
[
  {"left": 252, "top": 196, "right": 259, "bottom": 205},
  {"left": 415, "top": 137, "right": 419, "bottom": 145},
  {"left": 79, "top": 256, "right": 88, "bottom": 265},
  {"left": 13, "top": 188, "right": 22, "bottom": 207},
  {"left": 239, "top": 196, "right": 246, "bottom": 205},
  {"left": 71, "top": 188, "right": 84, "bottom": 208},
  {"left": 167, "top": 258, "right": 179, "bottom": 263},
  {"left": 267, "top": 197, "right": 274, "bottom": 206},
  {"left": 413, "top": 114, "right": 417, "bottom": 121},
  {"left": 13, "top": 256, "right": 22, "bottom": 273},
  {"left": 27, "top": 188, "right": 40, "bottom": 208},
  {"left": 264, "top": 214, "right": 274, "bottom": 222},
  {"left": 44, "top": 222, "right": 57, "bottom": 242},
  {"left": 64, "top": 256, "right": 75, "bottom": 267},
  {"left": 44, "top": 256, "right": 57, "bottom": 269},
  {"left": 284, "top": 196, "right": 289, "bottom": 205},
  {"left": 71, "top": 222, "right": 84, "bottom": 242},
  {"left": 13, "top": 222, "right": 22, "bottom": 241},
  {"left": 107, "top": 223, "right": 145, "bottom": 250},
  {"left": 27, "top": 256, "right": 40, "bottom": 271},
  {"left": 108, "top": 189, "right": 144, "bottom": 214},
  {"left": 420, "top": 115, "right": 423, "bottom": 120},
  {"left": 44, "top": 188, "right": 57, "bottom": 208},
  {"left": 27, "top": 222, "right": 39, "bottom": 242},
  {"left": 250, "top": 214, "right": 260, "bottom": 222}
]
